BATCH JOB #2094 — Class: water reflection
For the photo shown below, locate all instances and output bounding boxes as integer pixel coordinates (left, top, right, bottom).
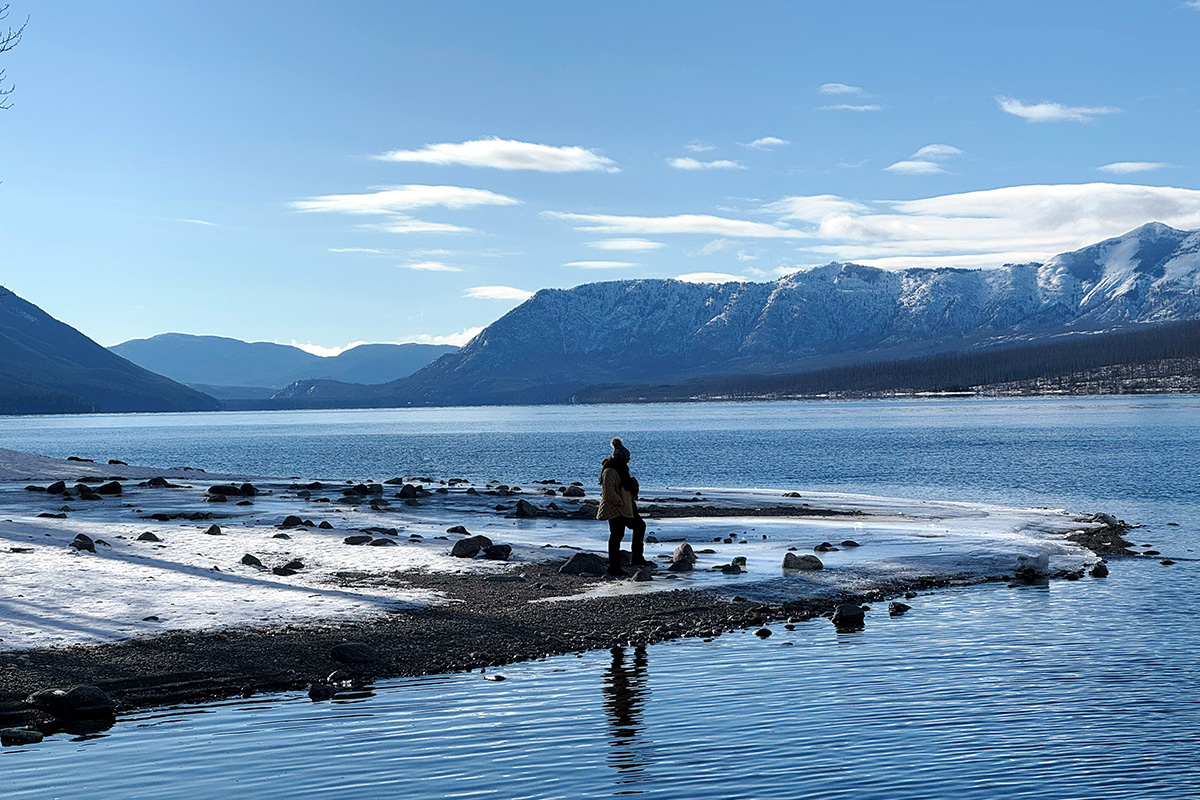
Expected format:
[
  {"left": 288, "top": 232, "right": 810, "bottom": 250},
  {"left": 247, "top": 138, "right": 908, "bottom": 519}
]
[{"left": 602, "top": 645, "right": 651, "bottom": 793}]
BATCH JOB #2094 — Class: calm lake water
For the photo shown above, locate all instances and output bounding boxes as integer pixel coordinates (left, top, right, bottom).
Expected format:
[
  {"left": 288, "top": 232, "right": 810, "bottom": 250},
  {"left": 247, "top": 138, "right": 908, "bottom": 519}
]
[{"left": 2, "top": 396, "right": 1199, "bottom": 799}]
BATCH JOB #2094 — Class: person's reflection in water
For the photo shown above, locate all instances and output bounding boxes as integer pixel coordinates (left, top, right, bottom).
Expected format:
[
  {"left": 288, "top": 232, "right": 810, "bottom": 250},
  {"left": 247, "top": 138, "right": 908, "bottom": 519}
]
[{"left": 602, "top": 645, "right": 651, "bottom": 793}]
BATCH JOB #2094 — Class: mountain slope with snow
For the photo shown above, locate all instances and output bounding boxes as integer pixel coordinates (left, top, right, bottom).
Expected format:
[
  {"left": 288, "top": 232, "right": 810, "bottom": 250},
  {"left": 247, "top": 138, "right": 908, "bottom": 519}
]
[{"left": 306, "top": 223, "right": 1200, "bottom": 405}]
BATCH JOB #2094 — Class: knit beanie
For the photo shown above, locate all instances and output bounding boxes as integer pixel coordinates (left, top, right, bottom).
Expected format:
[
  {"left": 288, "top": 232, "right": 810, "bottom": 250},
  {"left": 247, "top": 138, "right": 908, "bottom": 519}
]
[{"left": 611, "top": 437, "right": 631, "bottom": 461}]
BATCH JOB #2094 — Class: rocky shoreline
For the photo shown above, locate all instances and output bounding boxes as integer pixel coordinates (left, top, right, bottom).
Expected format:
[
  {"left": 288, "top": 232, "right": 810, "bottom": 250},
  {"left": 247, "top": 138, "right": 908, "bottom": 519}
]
[{"left": 0, "top": 559, "right": 987, "bottom": 734}]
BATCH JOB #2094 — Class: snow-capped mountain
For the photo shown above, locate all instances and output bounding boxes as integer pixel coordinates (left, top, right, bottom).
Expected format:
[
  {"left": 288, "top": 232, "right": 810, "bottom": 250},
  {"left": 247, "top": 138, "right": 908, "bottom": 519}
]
[{"left": 365, "top": 223, "right": 1200, "bottom": 404}]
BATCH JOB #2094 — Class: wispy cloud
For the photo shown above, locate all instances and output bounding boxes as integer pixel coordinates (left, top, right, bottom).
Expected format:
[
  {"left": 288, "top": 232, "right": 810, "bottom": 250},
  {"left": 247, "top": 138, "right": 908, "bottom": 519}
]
[
  {"left": 997, "top": 96, "right": 1119, "bottom": 123},
  {"left": 668, "top": 157, "right": 745, "bottom": 170},
  {"left": 698, "top": 238, "right": 735, "bottom": 255},
  {"left": 743, "top": 136, "right": 790, "bottom": 150},
  {"left": 464, "top": 285, "right": 534, "bottom": 301},
  {"left": 293, "top": 185, "right": 518, "bottom": 214},
  {"left": 565, "top": 260, "right": 636, "bottom": 269},
  {"left": 372, "top": 218, "right": 472, "bottom": 234},
  {"left": 675, "top": 272, "right": 748, "bottom": 284},
  {"left": 885, "top": 143, "right": 964, "bottom": 175},
  {"left": 375, "top": 137, "right": 618, "bottom": 173},
  {"left": 404, "top": 326, "right": 483, "bottom": 347},
  {"left": 684, "top": 141, "right": 717, "bottom": 153},
  {"left": 547, "top": 211, "right": 806, "bottom": 239},
  {"left": 1097, "top": 161, "right": 1168, "bottom": 174},
  {"left": 770, "top": 183, "right": 1200, "bottom": 268},
  {"left": 820, "top": 103, "right": 882, "bottom": 112},
  {"left": 178, "top": 218, "right": 216, "bottom": 226},
  {"left": 401, "top": 261, "right": 463, "bottom": 272},
  {"left": 329, "top": 247, "right": 387, "bottom": 254},
  {"left": 818, "top": 82, "right": 864, "bottom": 95},
  {"left": 587, "top": 238, "right": 665, "bottom": 251}
]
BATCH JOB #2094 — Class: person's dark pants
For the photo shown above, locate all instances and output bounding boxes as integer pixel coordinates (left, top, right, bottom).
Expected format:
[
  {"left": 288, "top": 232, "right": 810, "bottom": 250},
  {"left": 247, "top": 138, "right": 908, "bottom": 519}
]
[{"left": 608, "top": 515, "right": 647, "bottom": 571}]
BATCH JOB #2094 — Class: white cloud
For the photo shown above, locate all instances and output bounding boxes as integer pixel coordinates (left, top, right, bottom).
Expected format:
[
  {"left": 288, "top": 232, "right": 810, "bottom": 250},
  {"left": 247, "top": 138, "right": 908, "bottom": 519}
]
[
  {"left": 668, "top": 157, "right": 745, "bottom": 170},
  {"left": 546, "top": 211, "right": 807, "bottom": 239},
  {"left": 884, "top": 144, "right": 963, "bottom": 175},
  {"left": 997, "top": 96, "right": 1119, "bottom": 123},
  {"left": 375, "top": 138, "right": 618, "bottom": 172},
  {"left": 684, "top": 141, "right": 717, "bottom": 153},
  {"left": 290, "top": 340, "right": 370, "bottom": 357},
  {"left": 292, "top": 185, "right": 519, "bottom": 215},
  {"left": 698, "top": 238, "right": 735, "bottom": 255},
  {"left": 404, "top": 326, "right": 483, "bottom": 347},
  {"left": 675, "top": 272, "right": 748, "bottom": 284},
  {"left": 373, "top": 217, "right": 472, "bottom": 234},
  {"left": 769, "top": 183, "right": 1200, "bottom": 268},
  {"left": 744, "top": 136, "right": 790, "bottom": 150},
  {"left": 736, "top": 250, "right": 758, "bottom": 262},
  {"left": 565, "top": 260, "right": 636, "bottom": 269},
  {"left": 464, "top": 285, "right": 534, "bottom": 301},
  {"left": 329, "top": 247, "right": 387, "bottom": 254},
  {"left": 820, "top": 103, "right": 882, "bottom": 112},
  {"left": 1186, "top": 1, "right": 1200, "bottom": 9},
  {"left": 818, "top": 82, "right": 864, "bottom": 95},
  {"left": 884, "top": 160, "right": 947, "bottom": 175},
  {"left": 587, "top": 238, "right": 665, "bottom": 251},
  {"left": 178, "top": 218, "right": 216, "bottom": 226},
  {"left": 1097, "top": 161, "right": 1168, "bottom": 174},
  {"left": 910, "top": 144, "right": 964, "bottom": 160},
  {"left": 401, "top": 261, "right": 463, "bottom": 272}
]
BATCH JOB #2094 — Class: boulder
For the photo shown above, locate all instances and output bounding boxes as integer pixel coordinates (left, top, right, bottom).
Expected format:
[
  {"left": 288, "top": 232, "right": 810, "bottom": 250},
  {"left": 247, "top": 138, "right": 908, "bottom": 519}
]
[
  {"left": 783, "top": 553, "right": 823, "bottom": 571},
  {"left": 672, "top": 542, "right": 697, "bottom": 567},
  {"left": 754, "top": 627, "right": 772, "bottom": 638},
  {"left": 841, "top": 540, "right": 861, "bottom": 548},
  {"left": 447, "top": 525, "right": 469, "bottom": 534},
  {"left": 203, "top": 524, "right": 223, "bottom": 536},
  {"left": 831, "top": 604, "right": 865, "bottom": 630},
  {"left": 482, "top": 544, "right": 512, "bottom": 561},
  {"left": 888, "top": 602, "right": 912, "bottom": 617},
  {"left": 667, "top": 559, "right": 694, "bottom": 572},
  {"left": 0, "top": 728, "right": 44, "bottom": 746},
  {"left": 69, "top": 535, "right": 95, "bottom": 553},
  {"left": 281, "top": 515, "right": 303, "bottom": 528},
  {"left": 240, "top": 483, "right": 258, "bottom": 497},
  {"left": 1090, "top": 562, "right": 1109, "bottom": 578},
  {"left": 108, "top": 459, "right": 128, "bottom": 466},
  {"left": 343, "top": 535, "right": 373, "bottom": 545},
  {"left": 272, "top": 566, "right": 297, "bottom": 576},
  {"left": 240, "top": 553, "right": 264, "bottom": 567},
  {"left": 136, "top": 532, "right": 161, "bottom": 542},
  {"left": 330, "top": 641, "right": 377, "bottom": 664},
  {"left": 28, "top": 685, "right": 116, "bottom": 717},
  {"left": 631, "top": 566, "right": 653, "bottom": 582},
  {"left": 513, "top": 499, "right": 538, "bottom": 518},
  {"left": 96, "top": 481, "right": 123, "bottom": 495},
  {"left": 46, "top": 481, "right": 67, "bottom": 494},
  {"left": 207, "top": 485, "right": 242, "bottom": 496},
  {"left": 318, "top": 521, "right": 333, "bottom": 529},
  {"left": 731, "top": 556, "right": 747, "bottom": 569},
  {"left": 561, "top": 485, "right": 586, "bottom": 497},
  {"left": 559, "top": 552, "right": 607, "bottom": 576},
  {"left": 397, "top": 484, "right": 418, "bottom": 499},
  {"left": 307, "top": 684, "right": 337, "bottom": 702},
  {"left": 368, "top": 538, "right": 397, "bottom": 546},
  {"left": 813, "top": 542, "right": 838, "bottom": 552},
  {"left": 450, "top": 535, "right": 493, "bottom": 558}
]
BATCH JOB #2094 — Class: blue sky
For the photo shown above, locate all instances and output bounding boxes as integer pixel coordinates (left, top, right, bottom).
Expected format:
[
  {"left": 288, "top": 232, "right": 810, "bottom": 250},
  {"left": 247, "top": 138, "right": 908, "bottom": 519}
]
[{"left": 1, "top": 1, "right": 1199, "bottom": 353}]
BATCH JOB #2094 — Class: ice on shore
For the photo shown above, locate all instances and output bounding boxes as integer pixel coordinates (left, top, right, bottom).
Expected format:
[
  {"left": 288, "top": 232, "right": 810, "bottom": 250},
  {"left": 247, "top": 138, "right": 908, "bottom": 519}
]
[{"left": 0, "top": 448, "right": 1102, "bottom": 651}]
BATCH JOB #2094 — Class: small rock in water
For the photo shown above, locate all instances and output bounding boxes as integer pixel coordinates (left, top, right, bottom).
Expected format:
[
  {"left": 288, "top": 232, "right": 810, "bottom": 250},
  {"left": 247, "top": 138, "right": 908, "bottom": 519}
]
[
  {"left": 1090, "top": 562, "right": 1109, "bottom": 578},
  {"left": 343, "top": 535, "right": 373, "bottom": 545},
  {"left": 888, "top": 602, "right": 912, "bottom": 617},
  {"left": 307, "top": 684, "right": 337, "bottom": 702},
  {"left": 368, "top": 538, "right": 397, "bottom": 546},
  {"left": 136, "top": 531, "right": 161, "bottom": 542},
  {"left": 813, "top": 542, "right": 838, "bottom": 552},
  {"left": 319, "top": 521, "right": 333, "bottom": 529},
  {"left": 96, "top": 481, "right": 123, "bottom": 495},
  {"left": 69, "top": 535, "right": 95, "bottom": 553},
  {"left": 281, "top": 515, "right": 303, "bottom": 528},
  {"left": 782, "top": 553, "right": 822, "bottom": 571},
  {"left": 272, "top": 533, "right": 291, "bottom": 539},
  {"left": 1160, "top": 559, "right": 1176, "bottom": 566},
  {"left": 483, "top": 674, "right": 507, "bottom": 682},
  {"left": 731, "top": 556, "right": 747, "bottom": 569},
  {"left": 447, "top": 525, "right": 469, "bottom": 535},
  {"left": 840, "top": 540, "right": 861, "bottom": 548},
  {"left": 240, "top": 553, "right": 264, "bottom": 567},
  {"left": 203, "top": 525, "right": 223, "bottom": 536},
  {"left": 482, "top": 543, "right": 512, "bottom": 561},
  {"left": 451, "top": 535, "right": 494, "bottom": 558},
  {"left": 754, "top": 627, "right": 772, "bottom": 639},
  {"left": 46, "top": 481, "right": 67, "bottom": 494},
  {"left": 27, "top": 685, "right": 116, "bottom": 718},
  {"left": 0, "top": 728, "right": 45, "bottom": 746},
  {"left": 513, "top": 499, "right": 539, "bottom": 518},
  {"left": 831, "top": 604, "right": 865, "bottom": 631}
]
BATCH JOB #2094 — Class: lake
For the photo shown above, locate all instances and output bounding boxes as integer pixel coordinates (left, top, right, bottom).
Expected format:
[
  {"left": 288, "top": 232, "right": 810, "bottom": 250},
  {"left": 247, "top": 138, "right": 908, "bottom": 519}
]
[{"left": 2, "top": 396, "right": 1198, "bottom": 798}]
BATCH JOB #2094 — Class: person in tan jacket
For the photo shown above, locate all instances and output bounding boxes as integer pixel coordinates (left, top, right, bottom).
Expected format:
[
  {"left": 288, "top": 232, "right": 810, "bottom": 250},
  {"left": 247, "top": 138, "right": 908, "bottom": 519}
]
[{"left": 597, "top": 437, "right": 648, "bottom": 576}]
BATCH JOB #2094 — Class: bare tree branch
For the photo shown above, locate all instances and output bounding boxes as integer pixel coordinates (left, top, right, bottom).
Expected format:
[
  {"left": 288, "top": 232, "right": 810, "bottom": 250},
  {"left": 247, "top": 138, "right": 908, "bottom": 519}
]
[{"left": 0, "top": 4, "right": 27, "bottom": 110}]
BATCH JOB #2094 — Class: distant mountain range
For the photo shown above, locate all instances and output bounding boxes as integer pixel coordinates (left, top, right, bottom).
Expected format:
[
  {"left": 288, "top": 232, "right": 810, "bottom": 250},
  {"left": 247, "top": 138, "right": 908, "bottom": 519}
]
[
  {"left": 110, "top": 334, "right": 456, "bottom": 398},
  {"left": 278, "top": 222, "right": 1200, "bottom": 406},
  {"left": 0, "top": 288, "right": 219, "bottom": 414}
]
